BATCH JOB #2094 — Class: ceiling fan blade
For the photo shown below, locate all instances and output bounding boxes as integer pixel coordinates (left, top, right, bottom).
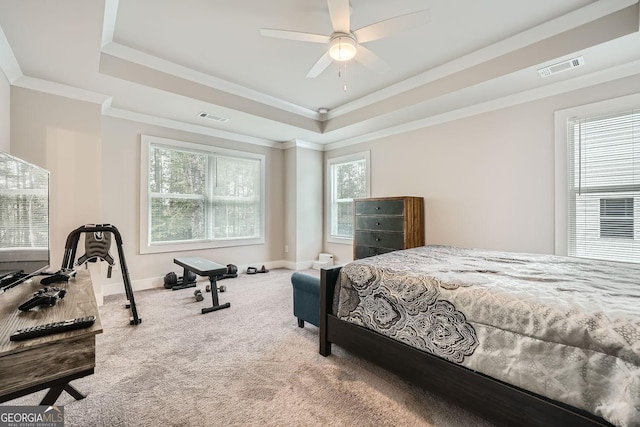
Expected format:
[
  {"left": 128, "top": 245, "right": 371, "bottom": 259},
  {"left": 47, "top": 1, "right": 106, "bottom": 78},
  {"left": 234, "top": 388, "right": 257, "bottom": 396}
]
[
  {"left": 260, "top": 29, "right": 330, "bottom": 44},
  {"left": 306, "top": 51, "right": 333, "bottom": 78},
  {"left": 354, "top": 45, "right": 390, "bottom": 74},
  {"left": 353, "top": 9, "right": 430, "bottom": 44},
  {"left": 327, "top": 0, "right": 350, "bottom": 34}
]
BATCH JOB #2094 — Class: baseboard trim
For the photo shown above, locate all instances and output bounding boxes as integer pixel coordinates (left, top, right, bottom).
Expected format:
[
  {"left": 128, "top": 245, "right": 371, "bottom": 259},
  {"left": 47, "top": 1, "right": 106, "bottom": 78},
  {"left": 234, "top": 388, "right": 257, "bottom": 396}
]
[{"left": 101, "top": 260, "right": 300, "bottom": 297}]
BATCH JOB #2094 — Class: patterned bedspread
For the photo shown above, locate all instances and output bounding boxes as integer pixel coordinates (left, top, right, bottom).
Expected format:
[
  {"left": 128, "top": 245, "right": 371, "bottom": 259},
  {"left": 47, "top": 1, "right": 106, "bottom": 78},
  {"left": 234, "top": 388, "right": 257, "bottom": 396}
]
[{"left": 334, "top": 245, "right": 640, "bottom": 427}]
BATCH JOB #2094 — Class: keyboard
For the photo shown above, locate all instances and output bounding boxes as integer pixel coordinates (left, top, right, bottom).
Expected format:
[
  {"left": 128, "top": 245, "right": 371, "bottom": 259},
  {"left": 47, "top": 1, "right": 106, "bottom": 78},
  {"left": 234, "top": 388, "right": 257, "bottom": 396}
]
[{"left": 10, "top": 316, "right": 96, "bottom": 341}]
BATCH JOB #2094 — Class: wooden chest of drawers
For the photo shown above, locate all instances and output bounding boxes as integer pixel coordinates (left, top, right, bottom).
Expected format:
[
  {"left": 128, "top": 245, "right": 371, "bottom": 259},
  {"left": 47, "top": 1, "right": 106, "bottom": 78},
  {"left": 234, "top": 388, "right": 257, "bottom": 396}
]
[{"left": 353, "top": 196, "right": 425, "bottom": 260}]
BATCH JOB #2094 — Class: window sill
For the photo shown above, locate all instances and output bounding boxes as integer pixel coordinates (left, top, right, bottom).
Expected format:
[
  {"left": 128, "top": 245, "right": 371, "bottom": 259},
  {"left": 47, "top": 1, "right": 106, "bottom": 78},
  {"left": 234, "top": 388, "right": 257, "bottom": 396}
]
[
  {"left": 326, "top": 236, "right": 353, "bottom": 245},
  {"left": 140, "top": 237, "right": 265, "bottom": 254}
]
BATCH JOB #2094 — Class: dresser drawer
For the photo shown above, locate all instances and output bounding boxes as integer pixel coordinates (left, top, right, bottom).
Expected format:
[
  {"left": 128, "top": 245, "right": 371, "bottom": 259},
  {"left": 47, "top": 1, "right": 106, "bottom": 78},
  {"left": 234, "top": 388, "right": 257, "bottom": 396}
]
[
  {"left": 355, "top": 216, "right": 404, "bottom": 232},
  {"left": 355, "top": 199, "right": 404, "bottom": 216},
  {"left": 354, "top": 230, "right": 404, "bottom": 249},
  {"left": 352, "top": 196, "right": 424, "bottom": 260},
  {"left": 354, "top": 245, "right": 396, "bottom": 259}
]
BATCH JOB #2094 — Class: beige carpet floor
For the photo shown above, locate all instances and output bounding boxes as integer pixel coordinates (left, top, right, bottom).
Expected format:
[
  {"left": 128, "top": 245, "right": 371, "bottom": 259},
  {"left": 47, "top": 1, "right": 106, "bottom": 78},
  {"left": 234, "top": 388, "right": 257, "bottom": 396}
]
[{"left": 6, "top": 268, "right": 496, "bottom": 427}]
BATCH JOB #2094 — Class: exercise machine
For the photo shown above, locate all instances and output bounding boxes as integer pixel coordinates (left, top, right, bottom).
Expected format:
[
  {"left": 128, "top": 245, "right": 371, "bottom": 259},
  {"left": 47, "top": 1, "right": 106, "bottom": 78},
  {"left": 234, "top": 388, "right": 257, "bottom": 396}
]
[{"left": 61, "top": 224, "right": 141, "bottom": 325}]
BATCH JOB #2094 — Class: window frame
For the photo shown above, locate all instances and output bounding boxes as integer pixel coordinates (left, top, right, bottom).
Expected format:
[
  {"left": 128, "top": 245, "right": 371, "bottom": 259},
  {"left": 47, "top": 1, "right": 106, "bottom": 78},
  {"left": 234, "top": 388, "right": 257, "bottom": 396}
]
[
  {"left": 140, "top": 135, "right": 265, "bottom": 254},
  {"left": 554, "top": 93, "right": 640, "bottom": 259},
  {"left": 325, "top": 151, "right": 371, "bottom": 245}
]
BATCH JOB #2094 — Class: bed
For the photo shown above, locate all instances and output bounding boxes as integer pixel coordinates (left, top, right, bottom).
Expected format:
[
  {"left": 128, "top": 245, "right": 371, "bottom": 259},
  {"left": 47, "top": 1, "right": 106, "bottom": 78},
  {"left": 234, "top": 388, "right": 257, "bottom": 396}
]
[{"left": 319, "top": 245, "right": 640, "bottom": 427}]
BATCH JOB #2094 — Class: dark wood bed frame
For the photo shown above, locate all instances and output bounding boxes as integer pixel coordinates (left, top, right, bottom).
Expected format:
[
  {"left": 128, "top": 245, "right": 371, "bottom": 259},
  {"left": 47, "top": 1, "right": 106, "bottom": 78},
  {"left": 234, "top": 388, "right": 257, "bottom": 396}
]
[{"left": 319, "top": 265, "right": 615, "bottom": 427}]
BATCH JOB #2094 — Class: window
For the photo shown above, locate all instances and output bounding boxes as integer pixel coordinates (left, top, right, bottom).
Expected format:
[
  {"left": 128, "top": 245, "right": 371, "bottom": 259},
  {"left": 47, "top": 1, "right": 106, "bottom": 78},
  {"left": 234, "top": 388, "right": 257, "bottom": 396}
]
[
  {"left": 140, "top": 136, "right": 264, "bottom": 253},
  {"left": 0, "top": 154, "right": 48, "bottom": 250},
  {"left": 326, "top": 152, "right": 370, "bottom": 243},
  {"left": 600, "top": 198, "right": 633, "bottom": 239},
  {"left": 561, "top": 103, "right": 640, "bottom": 263}
]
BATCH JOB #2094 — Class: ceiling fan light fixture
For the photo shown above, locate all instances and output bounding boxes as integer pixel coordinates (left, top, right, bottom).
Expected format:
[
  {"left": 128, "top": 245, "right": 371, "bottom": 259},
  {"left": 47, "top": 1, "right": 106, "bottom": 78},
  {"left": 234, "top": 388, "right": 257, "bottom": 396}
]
[{"left": 329, "top": 35, "right": 357, "bottom": 61}]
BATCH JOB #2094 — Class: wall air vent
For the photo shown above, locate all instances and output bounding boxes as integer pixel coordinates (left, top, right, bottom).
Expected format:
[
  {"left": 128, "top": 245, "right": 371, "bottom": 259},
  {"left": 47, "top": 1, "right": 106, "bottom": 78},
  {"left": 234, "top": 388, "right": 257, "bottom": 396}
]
[
  {"left": 538, "top": 56, "right": 584, "bottom": 78},
  {"left": 197, "top": 112, "right": 229, "bottom": 123}
]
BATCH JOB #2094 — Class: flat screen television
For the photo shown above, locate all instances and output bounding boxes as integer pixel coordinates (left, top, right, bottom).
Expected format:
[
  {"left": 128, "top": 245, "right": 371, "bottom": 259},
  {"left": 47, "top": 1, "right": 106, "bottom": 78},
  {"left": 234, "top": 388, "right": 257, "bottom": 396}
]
[{"left": 0, "top": 151, "right": 50, "bottom": 292}]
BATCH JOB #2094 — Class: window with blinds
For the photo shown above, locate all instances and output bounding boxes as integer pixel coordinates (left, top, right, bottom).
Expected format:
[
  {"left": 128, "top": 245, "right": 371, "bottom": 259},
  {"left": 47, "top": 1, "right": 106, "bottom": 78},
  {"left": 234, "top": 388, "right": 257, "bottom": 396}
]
[
  {"left": 141, "top": 136, "right": 265, "bottom": 253},
  {"left": 326, "top": 151, "right": 370, "bottom": 242},
  {"left": 567, "top": 109, "right": 640, "bottom": 263},
  {"left": 0, "top": 154, "right": 49, "bottom": 250},
  {"left": 148, "top": 147, "right": 262, "bottom": 244}
]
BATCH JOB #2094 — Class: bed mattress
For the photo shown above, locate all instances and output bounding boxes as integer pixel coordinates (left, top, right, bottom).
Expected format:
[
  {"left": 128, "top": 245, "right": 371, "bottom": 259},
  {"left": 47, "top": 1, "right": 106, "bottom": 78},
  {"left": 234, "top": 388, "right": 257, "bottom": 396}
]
[{"left": 334, "top": 245, "right": 640, "bottom": 427}]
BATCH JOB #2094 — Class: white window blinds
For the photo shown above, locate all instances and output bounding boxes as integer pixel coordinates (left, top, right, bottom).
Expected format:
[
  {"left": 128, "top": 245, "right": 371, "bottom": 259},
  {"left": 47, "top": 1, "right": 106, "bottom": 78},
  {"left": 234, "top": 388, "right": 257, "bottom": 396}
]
[
  {"left": 327, "top": 153, "right": 369, "bottom": 240},
  {"left": 0, "top": 154, "right": 48, "bottom": 249},
  {"left": 140, "top": 135, "right": 266, "bottom": 254},
  {"left": 567, "top": 109, "right": 640, "bottom": 263}
]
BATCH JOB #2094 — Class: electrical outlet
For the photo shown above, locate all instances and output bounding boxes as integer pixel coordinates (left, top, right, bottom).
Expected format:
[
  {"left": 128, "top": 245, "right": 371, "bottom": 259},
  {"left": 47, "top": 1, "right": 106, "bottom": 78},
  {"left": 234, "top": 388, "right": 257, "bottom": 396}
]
[{"left": 284, "top": 245, "right": 288, "bottom": 253}]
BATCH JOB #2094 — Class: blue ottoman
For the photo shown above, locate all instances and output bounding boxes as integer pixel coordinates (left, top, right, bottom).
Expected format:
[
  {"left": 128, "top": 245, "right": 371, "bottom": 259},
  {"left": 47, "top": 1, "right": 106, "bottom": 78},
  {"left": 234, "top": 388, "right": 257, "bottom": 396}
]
[{"left": 291, "top": 272, "right": 320, "bottom": 328}]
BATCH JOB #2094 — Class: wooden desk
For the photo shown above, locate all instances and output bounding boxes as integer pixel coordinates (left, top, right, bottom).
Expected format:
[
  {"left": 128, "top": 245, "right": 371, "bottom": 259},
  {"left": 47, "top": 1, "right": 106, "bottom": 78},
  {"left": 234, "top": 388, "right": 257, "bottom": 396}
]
[{"left": 0, "top": 270, "right": 102, "bottom": 404}]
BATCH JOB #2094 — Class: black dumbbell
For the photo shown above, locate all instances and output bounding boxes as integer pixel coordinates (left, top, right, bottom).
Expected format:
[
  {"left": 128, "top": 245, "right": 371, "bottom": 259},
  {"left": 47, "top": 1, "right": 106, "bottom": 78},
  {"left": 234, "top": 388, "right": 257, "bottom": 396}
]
[
  {"left": 194, "top": 289, "right": 204, "bottom": 301},
  {"left": 164, "top": 272, "right": 178, "bottom": 289},
  {"left": 205, "top": 284, "right": 226, "bottom": 293}
]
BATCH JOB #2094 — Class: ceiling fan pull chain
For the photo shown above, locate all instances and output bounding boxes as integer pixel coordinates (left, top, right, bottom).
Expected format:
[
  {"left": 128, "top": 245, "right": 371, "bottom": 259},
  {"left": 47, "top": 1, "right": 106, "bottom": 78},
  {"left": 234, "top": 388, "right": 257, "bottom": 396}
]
[
  {"left": 343, "top": 62, "right": 348, "bottom": 92},
  {"left": 337, "top": 61, "right": 348, "bottom": 91}
]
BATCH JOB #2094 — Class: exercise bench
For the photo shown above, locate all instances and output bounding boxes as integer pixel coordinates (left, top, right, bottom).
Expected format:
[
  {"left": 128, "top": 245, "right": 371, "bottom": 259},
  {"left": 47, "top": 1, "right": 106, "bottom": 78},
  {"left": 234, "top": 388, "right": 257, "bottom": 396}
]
[{"left": 173, "top": 257, "right": 230, "bottom": 314}]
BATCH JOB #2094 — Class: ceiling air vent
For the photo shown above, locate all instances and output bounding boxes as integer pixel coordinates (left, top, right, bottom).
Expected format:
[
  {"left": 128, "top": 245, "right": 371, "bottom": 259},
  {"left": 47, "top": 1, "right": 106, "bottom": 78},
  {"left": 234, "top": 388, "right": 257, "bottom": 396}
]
[
  {"left": 198, "top": 111, "right": 229, "bottom": 123},
  {"left": 538, "top": 56, "right": 584, "bottom": 78}
]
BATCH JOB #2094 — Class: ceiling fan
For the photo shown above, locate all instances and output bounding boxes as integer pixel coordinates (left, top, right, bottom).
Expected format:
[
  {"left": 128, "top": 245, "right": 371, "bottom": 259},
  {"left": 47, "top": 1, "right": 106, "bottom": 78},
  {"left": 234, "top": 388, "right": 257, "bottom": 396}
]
[{"left": 260, "top": 0, "right": 430, "bottom": 78}]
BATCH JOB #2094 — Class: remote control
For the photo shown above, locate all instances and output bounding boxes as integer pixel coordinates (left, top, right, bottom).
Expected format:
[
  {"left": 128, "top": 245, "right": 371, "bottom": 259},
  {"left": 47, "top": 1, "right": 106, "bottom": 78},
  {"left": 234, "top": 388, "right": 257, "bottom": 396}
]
[{"left": 10, "top": 316, "right": 96, "bottom": 341}]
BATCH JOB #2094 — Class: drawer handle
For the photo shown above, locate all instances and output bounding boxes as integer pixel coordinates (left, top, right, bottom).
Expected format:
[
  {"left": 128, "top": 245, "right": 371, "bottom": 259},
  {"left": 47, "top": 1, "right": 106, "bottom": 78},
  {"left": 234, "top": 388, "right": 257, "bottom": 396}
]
[
  {"left": 376, "top": 238, "right": 380, "bottom": 241},
  {"left": 376, "top": 222, "right": 381, "bottom": 226},
  {"left": 376, "top": 206, "right": 381, "bottom": 210}
]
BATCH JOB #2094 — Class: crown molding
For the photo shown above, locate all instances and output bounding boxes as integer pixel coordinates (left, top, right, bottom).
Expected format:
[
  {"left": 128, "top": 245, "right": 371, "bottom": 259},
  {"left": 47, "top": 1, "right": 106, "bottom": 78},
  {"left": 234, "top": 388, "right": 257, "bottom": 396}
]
[
  {"left": 325, "top": 59, "right": 640, "bottom": 151},
  {"left": 12, "top": 76, "right": 112, "bottom": 107},
  {"left": 101, "top": 0, "right": 119, "bottom": 48},
  {"left": 104, "top": 107, "right": 282, "bottom": 148},
  {"left": 0, "top": 23, "right": 21, "bottom": 83},
  {"left": 328, "top": 0, "right": 638, "bottom": 120},
  {"left": 99, "top": 0, "right": 321, "bottom": 122},
  {"left": 101, "top": 42, "right": 321, "bottom": 121},
  {"left": 281, "top": 139, "right": 325, "bottom": 151}
]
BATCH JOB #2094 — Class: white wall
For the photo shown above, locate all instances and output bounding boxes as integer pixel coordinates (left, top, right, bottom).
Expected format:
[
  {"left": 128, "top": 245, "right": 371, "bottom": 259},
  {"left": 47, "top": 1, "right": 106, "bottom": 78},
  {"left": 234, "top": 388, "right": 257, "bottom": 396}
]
[
  {"left": 10, "top": 86, "right": 103, "bottom": 294},
  {"left": 9, "top": 88, "right": 287, "bottom": 299},
  {"left": 100, "top": 116, "right": 286, "bottom": 292},
  {"left": 283, "top": 145, "right": 323, "bottom": 269},
  {"left": 8, "top": 73, "right": 640, "bottom": 294},
  {"left": 0, "top": 69, "right": 9, "bottom": 152},
  {"left": 324, "top": 74, "right": 640, "bottom": 264},
  {"left": 284, "top": 147, "right": 297, "bottom": 265},
  {"left": 294, "top": 147, "right": 323, "bottom": 267}
]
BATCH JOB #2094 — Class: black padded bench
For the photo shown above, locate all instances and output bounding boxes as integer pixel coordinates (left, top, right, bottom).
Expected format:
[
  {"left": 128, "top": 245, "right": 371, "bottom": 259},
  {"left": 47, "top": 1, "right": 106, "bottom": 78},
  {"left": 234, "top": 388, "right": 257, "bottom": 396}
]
[{"left": 174, "top": 257, "right": 230, "bottom": 314}]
